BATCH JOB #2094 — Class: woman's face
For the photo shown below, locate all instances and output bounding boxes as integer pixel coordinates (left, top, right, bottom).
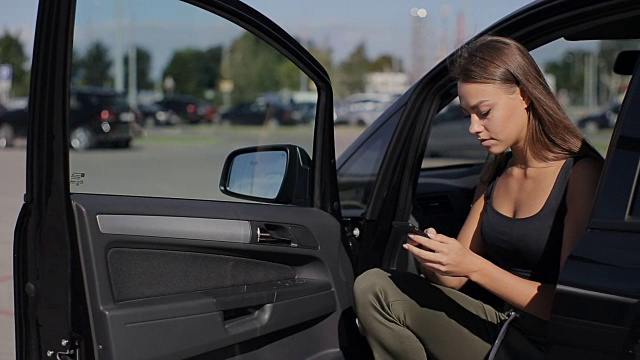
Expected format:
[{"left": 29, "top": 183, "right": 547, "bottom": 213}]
[{"left": 457, "top": 82, "right": 529, "bottom": 155}]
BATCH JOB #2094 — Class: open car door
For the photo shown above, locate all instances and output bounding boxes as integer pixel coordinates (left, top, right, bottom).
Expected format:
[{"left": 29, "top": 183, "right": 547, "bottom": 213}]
[{"left": 14, "top": 0, "right": 354, "bottom": 359}]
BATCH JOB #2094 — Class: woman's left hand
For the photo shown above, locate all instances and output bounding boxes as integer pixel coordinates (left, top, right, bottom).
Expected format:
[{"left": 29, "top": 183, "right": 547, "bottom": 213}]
[{"left": 403, "top": 228, "right": 482, "bottom": 278}]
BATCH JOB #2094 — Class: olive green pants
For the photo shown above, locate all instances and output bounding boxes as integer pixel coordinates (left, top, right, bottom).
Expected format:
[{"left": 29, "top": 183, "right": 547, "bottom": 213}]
[{"left": 353, "top": 268, "right": 511, "bottom": 360}]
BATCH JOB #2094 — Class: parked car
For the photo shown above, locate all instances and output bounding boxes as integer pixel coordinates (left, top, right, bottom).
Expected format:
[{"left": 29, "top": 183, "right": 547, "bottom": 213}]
[
  {"left": 137, "top": 102, "right": 180, "bottom": 126},
  {"left": 0, "top": 88, "right": 134, "bottom": 150},
  {"left": 0, "top": 106, "right": 27, "bottom": 149},
  {"left": 219, "top": 100, "right": 299, "bottom": 125},
  {"left": 289, "top": 101, "right": 316, "bottom": 124},
  {"left": 68, "top": 87, "right": 135, "bottom": 150},
  {"left": 15, "top": 1, "right": 640, "bottom": 359},
  {"left": 577, "top": 101, "right": 621, "bottom": 133},
  {"left": 155, "top": 95, "right": 217, "bottom": 124},
  {"left": 335, "top": 93, "right": 398, "bottom": 126}
]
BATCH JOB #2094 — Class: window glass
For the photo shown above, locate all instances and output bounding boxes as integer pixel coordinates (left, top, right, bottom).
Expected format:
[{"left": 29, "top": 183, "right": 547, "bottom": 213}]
[
  {"left": 69, "top": 0, "right": 317, "bottom": 202},
  {"left": 337, "top": 106, "right": 403, "bottom": 213},
  {"left": 423, "top": 98, "right": 486, "bottom": 167}
]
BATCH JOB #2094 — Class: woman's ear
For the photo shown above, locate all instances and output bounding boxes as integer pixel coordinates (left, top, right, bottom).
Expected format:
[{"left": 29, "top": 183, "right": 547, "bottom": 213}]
[{"left": 518, "top": 86, "right": 531, "bottom": 109}]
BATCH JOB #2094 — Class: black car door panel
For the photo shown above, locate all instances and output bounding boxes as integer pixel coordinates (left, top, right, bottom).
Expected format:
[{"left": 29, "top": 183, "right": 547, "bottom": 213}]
[{"left": 72, "top": 194, "right": 346, "bottom": 359}]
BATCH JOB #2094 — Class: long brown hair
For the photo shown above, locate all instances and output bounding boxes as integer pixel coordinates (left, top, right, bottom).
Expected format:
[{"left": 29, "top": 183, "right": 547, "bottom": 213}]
[{"left": 448, "top": 35, "right": 599, "bottom": 183}]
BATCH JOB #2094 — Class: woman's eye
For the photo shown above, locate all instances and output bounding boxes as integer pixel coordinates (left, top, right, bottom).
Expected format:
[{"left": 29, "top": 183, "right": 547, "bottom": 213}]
[{"left": 480, "top": 109, "right": 491, "bottom": 118}]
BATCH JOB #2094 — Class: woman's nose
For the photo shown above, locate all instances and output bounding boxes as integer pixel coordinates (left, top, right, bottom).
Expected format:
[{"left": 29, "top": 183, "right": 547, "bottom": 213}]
[{"left": 468, "top": 116, "right": 482, "bottom": 135}]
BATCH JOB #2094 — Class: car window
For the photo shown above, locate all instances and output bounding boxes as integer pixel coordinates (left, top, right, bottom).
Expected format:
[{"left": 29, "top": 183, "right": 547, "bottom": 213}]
[
  {"left": 337, "top": 105, "right": 403, "bottom": 213},
  {"left": 68, "top": 0, "right": 317, "bottom": 202},
  {"left": 423, "top": 98, "right": 486, "bottom": 167}
]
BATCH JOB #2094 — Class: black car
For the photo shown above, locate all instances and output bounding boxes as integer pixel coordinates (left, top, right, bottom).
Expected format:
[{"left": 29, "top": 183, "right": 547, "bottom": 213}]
[
  {"left": 155, "top": 95, "right": 216, "bottom": 124},
  {"left": 0, "top": 105, "right": 27, "bottom": 148},
  {"left": 0, "top": 88, "right": 134, "bottom": 150},
  {"left": 577, "top": 102, "right": 621, "bottom": 133},
  {"left": 14, "top": 1, "right": 640, "bottom": 359},
  {"left": 68, "top": 87, "right": 135, "bottom": 150},
  {"left": 219, "top": 100, "right": 300, "bottom": 126},
  {"left": 137, "top": 102, "right": 180, "bottom": 126}
]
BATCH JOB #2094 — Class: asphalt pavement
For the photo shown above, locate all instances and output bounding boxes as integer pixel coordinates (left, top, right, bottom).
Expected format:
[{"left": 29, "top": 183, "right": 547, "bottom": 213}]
[{"left": 0, "top": 145, "right": 25, "bottom": 360}]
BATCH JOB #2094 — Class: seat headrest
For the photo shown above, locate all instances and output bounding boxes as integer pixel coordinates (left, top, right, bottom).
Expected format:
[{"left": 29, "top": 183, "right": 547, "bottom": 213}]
[{"left": 614, "top": 50, "right": 640, "bottom": 75}]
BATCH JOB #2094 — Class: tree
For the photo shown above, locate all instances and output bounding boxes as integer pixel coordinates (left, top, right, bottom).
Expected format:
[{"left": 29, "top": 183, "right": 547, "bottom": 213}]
[
  {"left": 124, "top": 46, "right": 154, "bottom": 90},
  {"left": 0, "top": 30, "right": 29, "bottom": 97},
  {"left": 201, "top": 46, "right": 223, "bottom": 93},
  {"left": 71, "top": 49, "right": 83, "bottom": 86},
  {"left": 162, "top": 45, "right": 223, "bottom": 99},
  {"left": 221, "top": 32, "right": 299, "bottom": 104},
  {"left": 369, "top": 54, "right": 403, "bottom": 72},
  {"left": 335, "top": 42, "right": 369, "bottom": 98},
  {"left": 544, "top": 49, "right": 590, "bottom": 105},
  {"left": 79, "top": 41, "right": 113, "bottom": 87}
]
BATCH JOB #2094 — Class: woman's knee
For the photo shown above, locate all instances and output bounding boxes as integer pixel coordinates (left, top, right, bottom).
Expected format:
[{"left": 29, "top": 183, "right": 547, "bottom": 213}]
[{"left": 353, "top": 268, "right": 389, "bottom": 311}]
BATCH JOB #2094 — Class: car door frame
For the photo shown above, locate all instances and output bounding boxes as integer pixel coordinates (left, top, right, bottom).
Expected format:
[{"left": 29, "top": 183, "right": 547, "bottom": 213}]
[{"left": 14, "top": 0, "right": 345, "bottom": 359}]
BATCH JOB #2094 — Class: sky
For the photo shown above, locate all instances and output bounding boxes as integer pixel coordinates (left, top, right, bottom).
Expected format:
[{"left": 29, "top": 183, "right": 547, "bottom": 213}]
[{"left": 0, "top": 0, "right": 581, "bottom": 82}]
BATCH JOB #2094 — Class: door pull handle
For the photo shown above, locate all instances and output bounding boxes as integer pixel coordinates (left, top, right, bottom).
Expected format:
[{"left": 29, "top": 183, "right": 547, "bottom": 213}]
[{"left": 256, "top": 227, "right": 292, "bottom": 245}]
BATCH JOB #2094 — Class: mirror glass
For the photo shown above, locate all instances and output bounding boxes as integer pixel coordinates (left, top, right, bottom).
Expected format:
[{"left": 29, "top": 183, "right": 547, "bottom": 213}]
[{"left": 227, "top": 150, "right": 288, "bottom": 199}]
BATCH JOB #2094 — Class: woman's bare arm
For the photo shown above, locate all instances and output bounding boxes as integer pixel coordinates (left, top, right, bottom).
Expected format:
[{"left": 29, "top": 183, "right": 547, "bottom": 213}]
[{"left": 420, "top": 181, "right": 488, "bottom": 289}]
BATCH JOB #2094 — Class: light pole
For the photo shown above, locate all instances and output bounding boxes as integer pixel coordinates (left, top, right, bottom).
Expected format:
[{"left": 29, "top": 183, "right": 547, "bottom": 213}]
[
  {"left": 127, "top": 0, "right": 137, "bottom": 107},
  {"left": 114, "top": 0, "right": 124, "bottom": 92},
  {"left": 410, "top": 8, "right": 428, "bottom": 84}
]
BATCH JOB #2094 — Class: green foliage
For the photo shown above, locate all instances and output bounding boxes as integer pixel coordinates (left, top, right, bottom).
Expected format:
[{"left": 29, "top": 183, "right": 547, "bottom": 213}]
[
  {"left": 221, "top": 32, "right": 299, "bottom": 104},
  {"left": 0, "top": 30, "right": 29, "bottom": 97},
  {"left": 162, "top": 46, "right": 222, "bottom": 100},
  {"left": 335, "top": 42, "right": 368, "bottom": 98},
  {"left": 332, "top": 43, "right": 403, "bottom": 99},
  {"left": 77, "top": 41, "right": 113, "bottom": 87},
  {"left": 544, "top": 50, "right": 589, "bottom": 104},
  {"left": 369, "top": 54, "right": 402, "bottom": 72}
]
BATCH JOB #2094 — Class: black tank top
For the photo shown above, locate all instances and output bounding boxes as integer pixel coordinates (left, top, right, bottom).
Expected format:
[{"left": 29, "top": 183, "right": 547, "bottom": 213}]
[{"left": 481, "top": 156, "right": 578, "bottom": 285}]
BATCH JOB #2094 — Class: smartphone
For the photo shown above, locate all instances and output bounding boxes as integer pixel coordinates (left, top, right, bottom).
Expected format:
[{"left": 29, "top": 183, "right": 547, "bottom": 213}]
[{"left": 392, "top": 221, "right": 424, "bottom": 236}]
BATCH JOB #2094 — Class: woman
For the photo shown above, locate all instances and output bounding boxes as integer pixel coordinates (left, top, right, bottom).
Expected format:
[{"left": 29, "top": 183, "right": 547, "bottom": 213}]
[{"left": 353, "top": 35, "right": 603, "bottom": 359}]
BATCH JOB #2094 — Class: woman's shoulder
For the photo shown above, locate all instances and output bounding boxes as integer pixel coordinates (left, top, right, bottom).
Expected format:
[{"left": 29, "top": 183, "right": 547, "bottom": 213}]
[
  {"left": 570, "top": 154, "right": 603, "bottom": 176},
  {"left": 567, "top": 155, "right": 603, "bottom": 196}
]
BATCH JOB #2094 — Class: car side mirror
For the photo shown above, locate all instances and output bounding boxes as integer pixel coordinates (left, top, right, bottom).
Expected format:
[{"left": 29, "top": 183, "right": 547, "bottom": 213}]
[{"left": 220, "top": 144, "right": 312, "bottom": 206}]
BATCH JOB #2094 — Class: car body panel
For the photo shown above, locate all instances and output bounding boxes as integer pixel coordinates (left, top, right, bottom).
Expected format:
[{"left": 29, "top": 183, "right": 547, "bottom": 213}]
[
  {"left": 220, "top": 101, "right": 291, "bottom": 125},
  {"left": 0, "top": 107, "right": 28, "bottom": 147}
]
